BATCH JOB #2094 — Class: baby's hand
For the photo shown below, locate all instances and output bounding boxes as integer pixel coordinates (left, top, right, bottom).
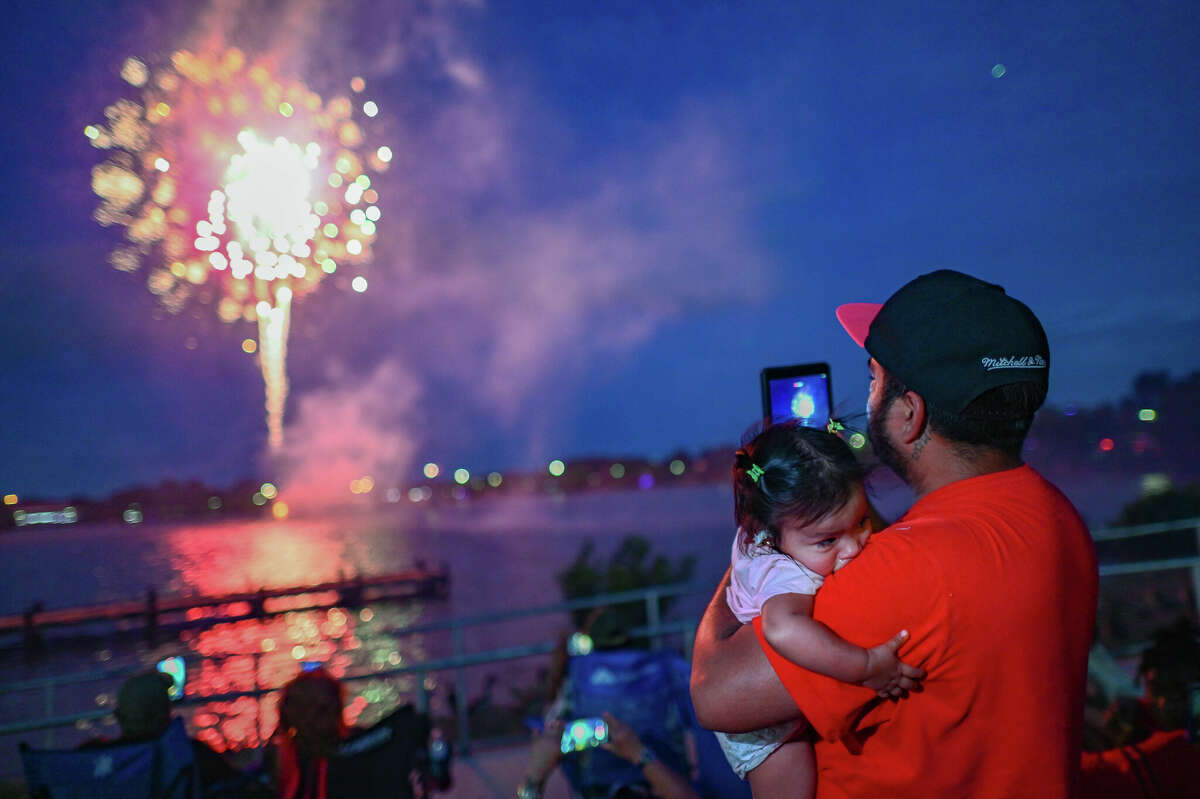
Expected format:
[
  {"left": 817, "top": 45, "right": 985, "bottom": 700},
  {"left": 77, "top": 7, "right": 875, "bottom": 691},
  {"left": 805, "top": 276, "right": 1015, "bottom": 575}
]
[{"left": 861, "top": 630, "right": 925, "bottom": 698}]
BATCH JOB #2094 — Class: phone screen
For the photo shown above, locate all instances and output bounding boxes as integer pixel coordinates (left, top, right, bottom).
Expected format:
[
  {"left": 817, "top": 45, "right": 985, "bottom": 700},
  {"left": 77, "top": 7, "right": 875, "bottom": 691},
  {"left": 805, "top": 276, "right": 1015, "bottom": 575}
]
[
  {"left": 760, "top": 363, "right": 832, "bottom": 427},
  {"left": 156, "top": 656, "right": 186, "bottom": 701},
  {"left": 560, "top": 717, "right": 609, "bottom": 754}
]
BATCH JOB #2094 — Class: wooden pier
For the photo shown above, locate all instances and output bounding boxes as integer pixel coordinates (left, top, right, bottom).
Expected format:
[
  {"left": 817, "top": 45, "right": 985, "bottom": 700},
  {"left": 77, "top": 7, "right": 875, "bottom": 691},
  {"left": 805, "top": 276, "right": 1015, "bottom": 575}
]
[{"left": 1, "top": 567, "right": 449, "bottom": 646}]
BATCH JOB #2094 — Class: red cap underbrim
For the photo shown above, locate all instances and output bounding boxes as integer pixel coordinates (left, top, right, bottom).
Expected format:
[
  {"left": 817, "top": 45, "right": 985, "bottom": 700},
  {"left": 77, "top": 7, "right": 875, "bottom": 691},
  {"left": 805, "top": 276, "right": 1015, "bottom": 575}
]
[{"left": 835, "top": 303, "right": 882, "bottom": 348}]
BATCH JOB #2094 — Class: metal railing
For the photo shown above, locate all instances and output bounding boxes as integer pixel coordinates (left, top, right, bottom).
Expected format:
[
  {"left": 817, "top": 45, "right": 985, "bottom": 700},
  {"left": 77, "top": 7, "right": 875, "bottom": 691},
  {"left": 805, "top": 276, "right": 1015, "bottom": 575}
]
[
  {"left": 0, "top": 582, "right": 701, "bottom": 758},
  {"left": 2, "top": 516, "right": 1198, "bottom": 776}
]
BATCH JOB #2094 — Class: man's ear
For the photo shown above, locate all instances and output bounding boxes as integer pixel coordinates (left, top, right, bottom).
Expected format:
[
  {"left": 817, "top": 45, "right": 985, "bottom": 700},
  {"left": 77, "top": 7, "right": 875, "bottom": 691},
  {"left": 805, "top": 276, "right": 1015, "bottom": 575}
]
[{"left": 897, "top": 390, "right": 927, "bottom": 444}]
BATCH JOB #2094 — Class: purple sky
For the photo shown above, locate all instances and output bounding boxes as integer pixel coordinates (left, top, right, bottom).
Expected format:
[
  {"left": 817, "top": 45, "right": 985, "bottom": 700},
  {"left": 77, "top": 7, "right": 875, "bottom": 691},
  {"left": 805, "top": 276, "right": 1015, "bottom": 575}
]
[{"left": 1, "top": 0, "right": 1198, "bottom": 500}]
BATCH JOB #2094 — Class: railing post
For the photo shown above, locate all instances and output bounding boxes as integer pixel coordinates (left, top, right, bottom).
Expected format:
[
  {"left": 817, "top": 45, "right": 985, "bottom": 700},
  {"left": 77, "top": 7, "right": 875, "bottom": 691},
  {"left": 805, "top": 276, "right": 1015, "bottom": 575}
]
[
  {"left": 453, "top": 624, "right": 471, "bottom": 754},
  {"left": 415, "top": 669, "right": 429, "bottom": 715},
  {"left": 645, "top": 591, "right": 662, "bottom": 650},
  {"left": 1192, "top": 523, "right": 1200, "bottom": 620},
  {"left": 43, "top": 681, "right": 54, "bottom": 748}
]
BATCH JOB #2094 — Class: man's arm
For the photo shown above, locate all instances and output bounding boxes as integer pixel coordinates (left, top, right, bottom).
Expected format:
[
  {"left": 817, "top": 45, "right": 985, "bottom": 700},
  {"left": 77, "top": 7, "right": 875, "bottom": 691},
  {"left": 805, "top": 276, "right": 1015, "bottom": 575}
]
[{"left": 689, "top": 568, "right": 805, "bottom": 733}]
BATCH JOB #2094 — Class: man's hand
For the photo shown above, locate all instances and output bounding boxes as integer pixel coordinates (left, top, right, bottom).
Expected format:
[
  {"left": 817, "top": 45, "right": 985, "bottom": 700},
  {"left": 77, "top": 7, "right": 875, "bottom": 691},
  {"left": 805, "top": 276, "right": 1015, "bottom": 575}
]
[
  {"left": 690, "top": 568, "right": 803, "bottom": 732},
  {"left": 861, "top": 629, "right": 925, "bottom": 698}
]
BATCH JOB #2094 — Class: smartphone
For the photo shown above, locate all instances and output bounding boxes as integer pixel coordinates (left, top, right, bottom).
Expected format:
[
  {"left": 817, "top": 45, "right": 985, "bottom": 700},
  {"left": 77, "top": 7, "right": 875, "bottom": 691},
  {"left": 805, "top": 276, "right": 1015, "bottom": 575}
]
[
  {"left": 560, "top": 717, "right": 609, "bottom": 754},
  {"left": 760, "top": 362, "right": 832, "bottom": 427},
  {"left": 566, "top": 632, "right": 594, "bottom": 656},
  {"left": 156, "top": 656, "right": 186, "bottom": 701}
]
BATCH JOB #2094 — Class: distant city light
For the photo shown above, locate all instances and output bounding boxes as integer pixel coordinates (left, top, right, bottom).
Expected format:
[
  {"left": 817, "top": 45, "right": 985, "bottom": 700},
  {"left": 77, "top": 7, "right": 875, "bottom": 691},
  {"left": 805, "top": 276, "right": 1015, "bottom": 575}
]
[
  {"left": 122, "top": 508, "right": 143, "bottom": 524},
  {"left": 292, "top": 645, "right": 306, "bottom": 659},
  {"left": 207, "top": 496, "right": 222, "bottom": 510},
  {"left": 2, "top": 494, "right": 16, "bottom": 506},
  {"left": 637, "top": 473, "right": 655, "bottom": 490},
  {"left": 13, "top": 507, "right": 78, "bottom": 526},
  {"left": 350, "top": 77, "right": 365, "bottom": 93},
  {"left": 669, "top": 459, "right": 685, "bottom": 476},
  {"left": 351, "top": 276, "right": 368, "bottom": 292},
  {"left": 610, "top": 463, "right": 626, "bottom": 479},
  {"left": 1140, "top": 473, "right": 1171, "bottom": 496},
  {"left": 272, "top": 501, "right": 289, "bottom": 519},
  {"left": 1138, "top": 408, "right": 1157, "bottom": 422},
  {"left": 242, "top": 338, "right": 257, "bottom": 354},
  {"left": 260, "top": 482, "right": 278, "bottom": 499},
  {"left": 423, "top": 462, "right": 440, "bottom": 479},
  {"left": 454, "top": 468, "right": 470, "bottom": 485},
  {"left": 848, "top": 432, "right": 867, "bottom": 450},
  {"left": 991, "top": 64, "right": 1007, "bottom": 78},
  {"left": 252, "top": 492, "right": 267, "bottom": 505},
  {"left": 363, "top": 101, "right": 379, "bottom": 117},
  {"left": 548, "top": 459, "right": 566, "bottom": 477},
  {"left": 487, "top": 472, "right": 503, "bottom": 487},
  {"left": 1098, "top": 437, "right": 1115, "bottom": 452}
]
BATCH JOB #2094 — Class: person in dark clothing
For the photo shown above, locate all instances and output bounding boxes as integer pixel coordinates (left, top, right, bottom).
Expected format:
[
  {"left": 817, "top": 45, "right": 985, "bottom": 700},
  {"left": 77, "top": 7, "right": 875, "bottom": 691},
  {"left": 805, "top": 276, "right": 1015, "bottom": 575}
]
[
  {"left": 80, "top": 670, "right": 242, "bottom": 792},
  {"left": 1080, "top": 619, "right": 1200, "bottom": 798}
]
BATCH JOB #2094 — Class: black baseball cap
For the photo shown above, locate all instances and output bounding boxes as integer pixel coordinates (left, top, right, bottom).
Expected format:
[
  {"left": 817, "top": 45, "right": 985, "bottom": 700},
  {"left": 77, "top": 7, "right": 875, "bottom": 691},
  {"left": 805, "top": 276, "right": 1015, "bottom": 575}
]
[{"left": 836, "top": 269, "right": 1049, "bottom": 413}]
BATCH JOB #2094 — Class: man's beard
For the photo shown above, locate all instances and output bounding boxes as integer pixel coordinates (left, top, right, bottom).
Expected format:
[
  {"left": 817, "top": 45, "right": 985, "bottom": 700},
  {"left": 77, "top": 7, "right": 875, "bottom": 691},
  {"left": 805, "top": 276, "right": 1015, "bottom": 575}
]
[{"left": 868, "top": 397, "right": 911, "bottom": 484}]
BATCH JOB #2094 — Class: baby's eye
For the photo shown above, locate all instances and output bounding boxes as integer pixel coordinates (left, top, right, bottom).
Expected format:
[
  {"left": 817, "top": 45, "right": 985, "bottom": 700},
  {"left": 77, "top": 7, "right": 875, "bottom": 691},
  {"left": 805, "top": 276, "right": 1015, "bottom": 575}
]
[{"left": 814, "top": 538, "right": 836, "bottom": 549}]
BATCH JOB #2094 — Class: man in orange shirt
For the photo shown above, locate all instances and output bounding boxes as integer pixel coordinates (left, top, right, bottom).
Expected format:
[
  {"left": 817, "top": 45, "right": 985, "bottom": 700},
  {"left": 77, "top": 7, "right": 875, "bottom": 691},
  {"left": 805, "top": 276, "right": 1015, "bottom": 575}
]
[{"left": 691, "top": 270, "right": 1099, "bottom": 797}]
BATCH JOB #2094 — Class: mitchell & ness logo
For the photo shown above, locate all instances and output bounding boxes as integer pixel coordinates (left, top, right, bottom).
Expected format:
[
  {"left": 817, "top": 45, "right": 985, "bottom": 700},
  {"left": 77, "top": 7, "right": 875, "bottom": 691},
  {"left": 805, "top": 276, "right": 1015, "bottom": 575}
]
[{"left": 980, "top": 355, "right": 1047, "bottom": 371}]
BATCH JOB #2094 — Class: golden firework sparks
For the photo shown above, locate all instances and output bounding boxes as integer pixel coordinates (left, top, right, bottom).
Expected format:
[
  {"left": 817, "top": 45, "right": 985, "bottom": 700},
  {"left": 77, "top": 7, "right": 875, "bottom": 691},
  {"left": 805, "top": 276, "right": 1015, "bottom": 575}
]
[{"left": 88, "top": 49, "right": 388, "bottom": 450}]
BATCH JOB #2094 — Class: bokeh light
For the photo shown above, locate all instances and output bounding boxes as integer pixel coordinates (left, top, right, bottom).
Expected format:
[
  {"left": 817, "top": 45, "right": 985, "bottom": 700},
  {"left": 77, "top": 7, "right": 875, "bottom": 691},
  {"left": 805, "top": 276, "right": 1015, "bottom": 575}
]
[
  {"left": 548, "top": 459, "right": 566, "bottom": 477},
  {"left": 1138, "top": 408, "right": 1157, "bottom": 422},
  {"left": 668, "top": 459, "right": 685, "bottom": 476},
  {"left": 453, "top": 468, "right": 470, "bottom": 485}
]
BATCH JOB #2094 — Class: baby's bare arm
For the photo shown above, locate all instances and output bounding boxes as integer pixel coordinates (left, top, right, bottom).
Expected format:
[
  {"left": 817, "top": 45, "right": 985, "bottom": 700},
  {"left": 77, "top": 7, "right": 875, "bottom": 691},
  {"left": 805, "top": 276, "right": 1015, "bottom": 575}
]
[
  {"left": 760, "top": 593, "right": 870, "bottom": 682},
  {"left": 760, "top": 594, "right": 924, "bottom": 696}
]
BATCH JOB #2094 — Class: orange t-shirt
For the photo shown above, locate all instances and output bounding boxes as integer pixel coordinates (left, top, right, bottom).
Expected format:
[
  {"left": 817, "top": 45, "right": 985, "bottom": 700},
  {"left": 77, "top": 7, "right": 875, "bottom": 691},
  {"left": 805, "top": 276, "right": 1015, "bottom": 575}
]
[{"left": 754, "top": 465, "right": 1098, "bottom": 799}]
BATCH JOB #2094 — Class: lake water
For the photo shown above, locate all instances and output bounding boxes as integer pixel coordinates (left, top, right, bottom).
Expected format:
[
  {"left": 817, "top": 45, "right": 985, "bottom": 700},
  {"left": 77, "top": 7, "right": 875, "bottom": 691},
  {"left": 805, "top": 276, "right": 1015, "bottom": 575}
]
[{"left": 0, "top": 485, "right": 750, "bottom": 772}]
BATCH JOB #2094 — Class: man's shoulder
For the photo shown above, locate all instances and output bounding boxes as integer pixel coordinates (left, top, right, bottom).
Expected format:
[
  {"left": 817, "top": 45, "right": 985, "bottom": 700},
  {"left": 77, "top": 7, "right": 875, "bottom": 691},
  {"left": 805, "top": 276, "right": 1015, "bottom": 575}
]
[{"left": 821, "top": 524, "right": 948, "bottom": 602}]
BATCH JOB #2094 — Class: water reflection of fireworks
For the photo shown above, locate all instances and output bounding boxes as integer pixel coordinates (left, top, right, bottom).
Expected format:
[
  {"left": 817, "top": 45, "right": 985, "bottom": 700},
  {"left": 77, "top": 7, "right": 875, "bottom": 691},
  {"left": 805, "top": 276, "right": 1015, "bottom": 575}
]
[
  {"left": 87, "top": 49, "right": 389, "bottom": 450},
  {"left": 182, "top": 603, "right": 428, "bottom": 751}
]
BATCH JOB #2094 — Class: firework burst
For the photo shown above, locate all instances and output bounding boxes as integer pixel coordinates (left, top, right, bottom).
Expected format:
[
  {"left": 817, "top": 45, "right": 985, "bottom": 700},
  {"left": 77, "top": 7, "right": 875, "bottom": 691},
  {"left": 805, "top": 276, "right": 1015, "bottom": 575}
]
[{"left": 88, "top": 48, "right": 389, "bottom": 450}]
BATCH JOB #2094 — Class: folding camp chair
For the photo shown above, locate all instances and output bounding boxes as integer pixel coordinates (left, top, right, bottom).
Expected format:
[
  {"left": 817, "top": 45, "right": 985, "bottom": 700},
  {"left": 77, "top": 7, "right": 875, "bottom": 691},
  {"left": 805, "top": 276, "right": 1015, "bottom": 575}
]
[{"left": 20, "top": 717, "right": 198, "bottom": 799}]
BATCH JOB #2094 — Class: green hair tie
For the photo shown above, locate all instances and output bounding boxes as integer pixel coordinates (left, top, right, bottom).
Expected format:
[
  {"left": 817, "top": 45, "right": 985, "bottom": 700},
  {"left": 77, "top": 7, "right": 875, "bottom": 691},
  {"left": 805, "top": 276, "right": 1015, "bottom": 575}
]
[
  {"left": 826, "top": 419, "right": 845, "bottom": 435},
  {"left": 746, "top": 463, "right": 765, "bottom": 484}
]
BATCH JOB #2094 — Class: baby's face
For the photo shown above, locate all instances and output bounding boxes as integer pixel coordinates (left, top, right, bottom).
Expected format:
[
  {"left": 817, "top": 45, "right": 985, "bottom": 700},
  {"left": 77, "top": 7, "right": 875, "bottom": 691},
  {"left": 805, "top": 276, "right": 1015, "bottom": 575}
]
[{"left": 777, "top": 486, "right": 873, "bottom": 577}]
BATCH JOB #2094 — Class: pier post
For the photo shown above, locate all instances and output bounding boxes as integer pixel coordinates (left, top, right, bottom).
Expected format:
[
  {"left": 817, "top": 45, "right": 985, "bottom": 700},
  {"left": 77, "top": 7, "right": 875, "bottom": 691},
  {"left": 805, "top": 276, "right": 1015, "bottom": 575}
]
[
  {"left": 22, "top": 602, "right": 44, "bottom": 655},
  {"left": 144, "top": 587, "right": 159, "bottom": 646}
]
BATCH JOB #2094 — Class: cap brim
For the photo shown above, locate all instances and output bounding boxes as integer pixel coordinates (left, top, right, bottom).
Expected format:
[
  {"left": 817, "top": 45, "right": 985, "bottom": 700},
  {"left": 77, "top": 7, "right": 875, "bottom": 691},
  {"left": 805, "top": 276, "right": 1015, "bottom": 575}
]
[{"left": 836, "top": 303, "right": 882, "bottom": 348}]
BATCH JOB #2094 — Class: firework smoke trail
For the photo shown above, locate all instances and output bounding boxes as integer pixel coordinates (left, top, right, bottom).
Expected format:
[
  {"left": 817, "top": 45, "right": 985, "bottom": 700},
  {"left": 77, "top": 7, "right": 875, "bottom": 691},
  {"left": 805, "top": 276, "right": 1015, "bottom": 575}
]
[{"left": 87, "top": 48, "right": 389, "bottom": 451}]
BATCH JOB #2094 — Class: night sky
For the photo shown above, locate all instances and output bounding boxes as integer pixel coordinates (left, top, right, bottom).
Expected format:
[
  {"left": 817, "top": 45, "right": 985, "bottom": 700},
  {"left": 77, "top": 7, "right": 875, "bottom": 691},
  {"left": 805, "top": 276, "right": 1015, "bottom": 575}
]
[{"left": 1, "top": 1, "right": 1197, "bottom": 501}]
